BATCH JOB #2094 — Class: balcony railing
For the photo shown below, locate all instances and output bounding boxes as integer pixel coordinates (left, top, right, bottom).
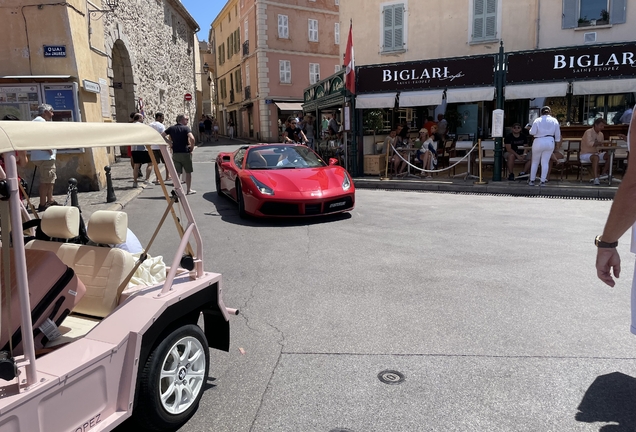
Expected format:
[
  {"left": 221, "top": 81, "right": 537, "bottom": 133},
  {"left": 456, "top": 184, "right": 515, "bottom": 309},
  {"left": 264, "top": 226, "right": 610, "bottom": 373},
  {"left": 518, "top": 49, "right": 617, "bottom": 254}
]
[
  {"left": 242, "top": 40, "right": 249, "bottom": 56},
  {"left": 229, "top": 90, "right": 235, "bottom": 104},
  {"left": 244, "top": 86, "right": 251, "bottom": 100}
]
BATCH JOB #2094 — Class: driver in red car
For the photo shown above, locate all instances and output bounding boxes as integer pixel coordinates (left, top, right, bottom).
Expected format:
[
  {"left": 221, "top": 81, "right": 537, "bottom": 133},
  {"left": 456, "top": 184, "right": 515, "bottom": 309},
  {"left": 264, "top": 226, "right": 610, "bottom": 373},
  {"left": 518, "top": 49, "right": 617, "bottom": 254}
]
[{"left": 276, "top": 146, "right": 308, "bottom": 167}]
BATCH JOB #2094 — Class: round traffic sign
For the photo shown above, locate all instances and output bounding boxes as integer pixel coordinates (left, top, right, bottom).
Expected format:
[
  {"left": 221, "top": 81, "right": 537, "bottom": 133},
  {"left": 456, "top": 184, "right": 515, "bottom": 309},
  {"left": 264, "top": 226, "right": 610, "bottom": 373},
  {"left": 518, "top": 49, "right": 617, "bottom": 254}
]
[{"left": 184, "top": 93, "right": 193, "bottom": 101}]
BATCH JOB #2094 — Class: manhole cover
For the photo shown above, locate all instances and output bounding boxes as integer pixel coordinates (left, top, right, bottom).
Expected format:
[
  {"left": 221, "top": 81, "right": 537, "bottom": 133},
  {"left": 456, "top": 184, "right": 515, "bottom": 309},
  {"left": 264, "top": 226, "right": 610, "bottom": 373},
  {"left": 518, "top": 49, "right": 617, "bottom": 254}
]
[{"left": 378, "top": 369, "right": 405, "bottom": 385}]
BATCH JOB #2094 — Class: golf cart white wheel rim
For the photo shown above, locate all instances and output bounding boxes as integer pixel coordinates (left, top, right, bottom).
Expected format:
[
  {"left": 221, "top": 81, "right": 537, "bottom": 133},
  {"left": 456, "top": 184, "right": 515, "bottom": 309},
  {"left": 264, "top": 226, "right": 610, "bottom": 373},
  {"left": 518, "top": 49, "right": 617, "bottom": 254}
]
[{"left": 158, "top": 335, "right": 206, "bottom": 415}]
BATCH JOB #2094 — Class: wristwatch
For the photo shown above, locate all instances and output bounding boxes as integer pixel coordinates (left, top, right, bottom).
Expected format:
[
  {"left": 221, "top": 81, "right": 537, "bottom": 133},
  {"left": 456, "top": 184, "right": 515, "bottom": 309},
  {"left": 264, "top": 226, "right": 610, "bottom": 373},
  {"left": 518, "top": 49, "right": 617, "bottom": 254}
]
[{"left": 595, "top": 235, "right": 618, "bottom": 248}]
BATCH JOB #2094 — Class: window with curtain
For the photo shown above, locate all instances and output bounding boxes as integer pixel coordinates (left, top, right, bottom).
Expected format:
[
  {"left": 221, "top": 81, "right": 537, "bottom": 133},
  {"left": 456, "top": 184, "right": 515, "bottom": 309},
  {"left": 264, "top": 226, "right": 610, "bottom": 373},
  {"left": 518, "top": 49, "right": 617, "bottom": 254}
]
[
  {"left": 472, "top": 0, "right": 497, "bottom": 41},
  {"left": 278, "top": 15, "right": 289, "bottom": 38},
  {"left": 309, "top": 63, "right": 320, "bottom": 85},
  {"left": 279, "top": 60, "right": 291, "bottom": 83},
  {"left": 382, "top": 3, "right": 404, "bottom": 52},
  {"left": 309, "top": 19, "right": 319, "bottom": 42}
]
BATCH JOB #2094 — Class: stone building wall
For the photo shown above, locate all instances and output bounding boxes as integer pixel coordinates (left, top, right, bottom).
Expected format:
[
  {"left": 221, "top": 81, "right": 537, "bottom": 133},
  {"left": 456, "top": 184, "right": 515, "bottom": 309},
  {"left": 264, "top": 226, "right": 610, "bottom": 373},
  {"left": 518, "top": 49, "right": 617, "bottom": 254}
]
[{"left": 101, "top": 0, "right": 198, "bottom": 127}]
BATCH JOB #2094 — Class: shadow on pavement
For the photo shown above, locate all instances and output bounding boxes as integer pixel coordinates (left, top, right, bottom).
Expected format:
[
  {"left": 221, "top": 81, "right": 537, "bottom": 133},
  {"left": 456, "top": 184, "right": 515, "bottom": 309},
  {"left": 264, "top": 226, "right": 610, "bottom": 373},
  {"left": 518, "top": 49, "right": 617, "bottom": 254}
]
[
  {"left": 201, "top": 191, "right": 352, "bottom": 227},
  {"left": 576, "top": 371, "right": 636, "bottom": 431}
]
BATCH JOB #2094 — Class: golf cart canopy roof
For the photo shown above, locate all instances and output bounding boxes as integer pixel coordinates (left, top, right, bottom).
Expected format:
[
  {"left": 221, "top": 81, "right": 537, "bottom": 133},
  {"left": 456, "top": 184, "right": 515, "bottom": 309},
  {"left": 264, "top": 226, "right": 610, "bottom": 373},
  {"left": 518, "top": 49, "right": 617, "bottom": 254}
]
[{"left": 0, "top": 122, "right": 166, "bottom": 153}]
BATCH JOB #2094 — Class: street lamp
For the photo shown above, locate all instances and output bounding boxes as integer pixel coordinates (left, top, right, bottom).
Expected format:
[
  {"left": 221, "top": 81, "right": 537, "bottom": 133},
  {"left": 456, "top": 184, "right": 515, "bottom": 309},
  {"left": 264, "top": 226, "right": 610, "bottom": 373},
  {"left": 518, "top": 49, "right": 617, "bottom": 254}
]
[{"left": 203, "top": 63, "right": 210, "bottom": 74}]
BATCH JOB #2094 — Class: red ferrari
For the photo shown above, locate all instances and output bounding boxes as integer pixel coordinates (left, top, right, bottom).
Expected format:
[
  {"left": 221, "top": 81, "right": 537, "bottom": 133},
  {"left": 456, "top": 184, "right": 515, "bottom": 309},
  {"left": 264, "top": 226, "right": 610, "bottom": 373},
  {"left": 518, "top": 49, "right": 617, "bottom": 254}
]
[{"left": 214, "top": 144, "right": 355, "bottom": 218}]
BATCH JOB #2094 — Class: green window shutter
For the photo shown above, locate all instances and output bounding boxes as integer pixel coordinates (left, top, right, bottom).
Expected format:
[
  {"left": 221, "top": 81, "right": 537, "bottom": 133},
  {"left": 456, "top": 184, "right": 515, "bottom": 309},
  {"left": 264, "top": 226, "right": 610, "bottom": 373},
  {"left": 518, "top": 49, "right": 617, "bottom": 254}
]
[
  {"left": 485, "top": 0, "right": 497, "bottom": 38},
  {"left": 473, "top": 0, "right": 485, "bottom": 40},
  {"left": 383, "top": 5, "right": 394, "bottom": 51},
  {"left": 394, "top": 5, "right": 404, "bottom": 49},
  {"left": 561, "top": 0, "right": 577, "bottom": 28},
  {"left": 610, "top": 0, "right": 627, "bottom": 24}
]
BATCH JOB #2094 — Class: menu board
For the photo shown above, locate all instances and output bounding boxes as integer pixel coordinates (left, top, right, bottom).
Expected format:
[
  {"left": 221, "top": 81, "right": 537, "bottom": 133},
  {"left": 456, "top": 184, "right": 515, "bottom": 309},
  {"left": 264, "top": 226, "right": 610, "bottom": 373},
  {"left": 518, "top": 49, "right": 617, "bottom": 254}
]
[{"left": 0, "top": 85, "right": 40, "bottom": 120}]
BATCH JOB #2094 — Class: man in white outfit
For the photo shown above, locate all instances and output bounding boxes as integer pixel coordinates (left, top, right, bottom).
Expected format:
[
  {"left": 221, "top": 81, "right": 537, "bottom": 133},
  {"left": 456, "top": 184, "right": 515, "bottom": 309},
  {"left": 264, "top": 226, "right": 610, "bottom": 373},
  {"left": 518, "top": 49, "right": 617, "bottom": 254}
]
[
  {"left": 596, "top": 106, "right": 636, "bottom": 333},
  {"left": 528, "top": 106, "right": 561, "bottom": 186}
]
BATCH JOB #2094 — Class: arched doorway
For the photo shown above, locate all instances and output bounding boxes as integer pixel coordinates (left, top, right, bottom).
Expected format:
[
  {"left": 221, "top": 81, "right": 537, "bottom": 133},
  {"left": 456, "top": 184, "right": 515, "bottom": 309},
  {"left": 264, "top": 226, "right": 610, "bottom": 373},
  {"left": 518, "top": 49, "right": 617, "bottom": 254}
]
[{"left": 111, "top": 40, "right": 135, "bottom": 123}]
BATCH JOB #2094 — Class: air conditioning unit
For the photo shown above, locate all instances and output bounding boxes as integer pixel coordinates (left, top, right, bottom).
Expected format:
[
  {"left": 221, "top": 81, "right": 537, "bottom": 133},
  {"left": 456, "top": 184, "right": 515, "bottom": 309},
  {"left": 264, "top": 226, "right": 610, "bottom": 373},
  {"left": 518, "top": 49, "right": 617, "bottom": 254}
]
[{"left": 584, "top": 32, "right": 597, "bottom": 44}]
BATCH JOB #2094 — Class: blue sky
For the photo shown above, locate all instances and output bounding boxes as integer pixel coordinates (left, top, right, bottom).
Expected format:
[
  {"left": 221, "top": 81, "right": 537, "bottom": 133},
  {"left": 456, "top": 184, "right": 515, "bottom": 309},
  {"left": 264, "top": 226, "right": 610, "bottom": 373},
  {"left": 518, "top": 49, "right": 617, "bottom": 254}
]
[{"left": 182, "top": 0, "right": 225, "bottom": 41}]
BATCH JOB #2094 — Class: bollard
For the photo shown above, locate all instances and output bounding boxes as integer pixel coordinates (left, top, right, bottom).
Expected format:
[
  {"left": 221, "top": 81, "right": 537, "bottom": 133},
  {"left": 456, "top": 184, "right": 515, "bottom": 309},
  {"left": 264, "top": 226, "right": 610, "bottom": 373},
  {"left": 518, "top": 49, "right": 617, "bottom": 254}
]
[
  {"left": 105, "top": 166, "right": 117, "bottom": 203},
  {"left": 67, "top": 178, "right": 80, "bottom": 210}
]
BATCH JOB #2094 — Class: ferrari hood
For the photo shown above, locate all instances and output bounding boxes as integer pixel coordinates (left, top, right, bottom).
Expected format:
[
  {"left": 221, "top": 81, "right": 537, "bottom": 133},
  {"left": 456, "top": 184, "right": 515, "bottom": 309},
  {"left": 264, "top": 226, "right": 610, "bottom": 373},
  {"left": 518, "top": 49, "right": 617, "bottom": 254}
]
[{"left": 249, "top": 167, "right": 347, "bottom": 193}]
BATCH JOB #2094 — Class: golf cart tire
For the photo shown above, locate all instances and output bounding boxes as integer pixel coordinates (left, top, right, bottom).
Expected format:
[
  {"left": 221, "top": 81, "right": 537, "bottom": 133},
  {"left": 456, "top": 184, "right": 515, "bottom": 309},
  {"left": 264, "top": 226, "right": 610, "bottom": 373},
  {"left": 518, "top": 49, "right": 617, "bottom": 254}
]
[{"left": 133, "top": 324, "right": 210, "bottom": 431}]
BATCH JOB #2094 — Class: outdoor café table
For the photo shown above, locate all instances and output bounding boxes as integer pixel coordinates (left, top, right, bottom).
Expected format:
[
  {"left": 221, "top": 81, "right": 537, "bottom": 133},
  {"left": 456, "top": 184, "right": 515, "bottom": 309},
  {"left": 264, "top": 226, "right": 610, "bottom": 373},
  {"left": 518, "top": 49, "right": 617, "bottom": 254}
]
[
  {"left": 597, "top": 143, "right": 620, "bottom": 185},
  {"left": 394, "top": 147, "right": 420, "bottom": 178}
]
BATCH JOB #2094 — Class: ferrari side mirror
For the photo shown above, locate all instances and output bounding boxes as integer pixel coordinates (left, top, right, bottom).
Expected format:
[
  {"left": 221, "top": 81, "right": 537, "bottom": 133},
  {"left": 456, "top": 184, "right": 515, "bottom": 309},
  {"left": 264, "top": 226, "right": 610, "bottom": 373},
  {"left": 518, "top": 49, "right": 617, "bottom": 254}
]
[{"left": 328, "top": 158, "right": 338, "bottom": 166}]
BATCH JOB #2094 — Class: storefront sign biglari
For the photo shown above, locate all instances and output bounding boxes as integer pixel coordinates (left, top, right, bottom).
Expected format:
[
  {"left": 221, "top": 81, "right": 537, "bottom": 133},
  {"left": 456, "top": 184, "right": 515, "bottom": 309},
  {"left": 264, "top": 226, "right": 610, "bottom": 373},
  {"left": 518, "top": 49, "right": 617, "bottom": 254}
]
[
  {"left": 356, "top": 55, "right": 495, "bottom": 93},
  {"left": 507, "top": 42, "right": 636, "bottom": 83}
]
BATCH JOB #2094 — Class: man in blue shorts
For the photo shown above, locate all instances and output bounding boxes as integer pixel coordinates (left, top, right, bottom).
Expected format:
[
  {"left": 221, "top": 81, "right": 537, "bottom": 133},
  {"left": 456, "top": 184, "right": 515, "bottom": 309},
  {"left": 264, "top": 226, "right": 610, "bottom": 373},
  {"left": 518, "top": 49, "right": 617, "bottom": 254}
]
[{"left": 162, "top": 114, "right": 196, "bottom": 194}]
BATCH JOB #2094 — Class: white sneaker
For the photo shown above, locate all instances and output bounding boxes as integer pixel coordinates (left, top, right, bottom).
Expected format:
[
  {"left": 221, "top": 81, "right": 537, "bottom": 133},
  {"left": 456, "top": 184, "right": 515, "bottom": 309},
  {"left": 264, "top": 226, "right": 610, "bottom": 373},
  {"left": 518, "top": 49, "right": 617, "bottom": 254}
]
[
  {"left": 528, "top": 180, "right": 535, "bottom": 186},
  {"left": 599, "top": 174, "right": 609, "bottom": 180},
  {"left": 593, "top": 178, "right": 600, "bottom": 185}
]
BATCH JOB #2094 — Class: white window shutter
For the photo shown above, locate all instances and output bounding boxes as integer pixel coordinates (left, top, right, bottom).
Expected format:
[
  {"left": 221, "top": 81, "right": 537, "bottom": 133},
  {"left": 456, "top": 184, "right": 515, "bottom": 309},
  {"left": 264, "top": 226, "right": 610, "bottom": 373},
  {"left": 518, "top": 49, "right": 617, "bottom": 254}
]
[
  {"left": 610, "top": 0, "right": 627, "bottom": 24},
  {"left": 383, "top": 6, "right": 394, "bottom": 50},
  {"left": 394, "top": 5, "right": 404, "bottom": 48},
  {"left": 561, "top": 0, "right": 577, "bottom": 29}
]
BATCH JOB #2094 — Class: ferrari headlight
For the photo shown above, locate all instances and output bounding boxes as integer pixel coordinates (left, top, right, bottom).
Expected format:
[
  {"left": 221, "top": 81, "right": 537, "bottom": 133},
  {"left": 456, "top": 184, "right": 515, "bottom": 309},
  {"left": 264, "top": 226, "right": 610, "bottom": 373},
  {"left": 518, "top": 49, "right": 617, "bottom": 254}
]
[
  {"left": 250, "top": 176, "right": 275, "bottom": 195},
  {"left": 342, "top": 173, "right": 351, "bottom": 191}
]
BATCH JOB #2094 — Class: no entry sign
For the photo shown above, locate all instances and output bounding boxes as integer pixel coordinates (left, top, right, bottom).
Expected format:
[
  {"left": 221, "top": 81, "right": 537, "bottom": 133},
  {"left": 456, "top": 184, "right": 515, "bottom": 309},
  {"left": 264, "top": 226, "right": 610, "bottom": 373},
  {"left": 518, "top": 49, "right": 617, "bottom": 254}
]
[{"left": 184, "top": 93, "right": 193, "bottom": 101}]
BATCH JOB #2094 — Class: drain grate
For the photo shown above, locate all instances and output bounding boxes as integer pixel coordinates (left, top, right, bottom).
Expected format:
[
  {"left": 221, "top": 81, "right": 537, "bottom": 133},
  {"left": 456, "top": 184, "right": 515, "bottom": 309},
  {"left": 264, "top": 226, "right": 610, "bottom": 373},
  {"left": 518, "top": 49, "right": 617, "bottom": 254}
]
[{"left": 378, "top": 369, "right": 405, "bottom": 385}]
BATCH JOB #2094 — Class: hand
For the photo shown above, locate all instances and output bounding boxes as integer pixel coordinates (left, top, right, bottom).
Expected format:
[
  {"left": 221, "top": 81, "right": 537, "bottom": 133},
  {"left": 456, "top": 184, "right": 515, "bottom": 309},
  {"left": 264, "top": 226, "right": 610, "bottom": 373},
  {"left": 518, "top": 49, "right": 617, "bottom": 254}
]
[{"left": 596, "top": 248, "right": 621, "bottom": 287}]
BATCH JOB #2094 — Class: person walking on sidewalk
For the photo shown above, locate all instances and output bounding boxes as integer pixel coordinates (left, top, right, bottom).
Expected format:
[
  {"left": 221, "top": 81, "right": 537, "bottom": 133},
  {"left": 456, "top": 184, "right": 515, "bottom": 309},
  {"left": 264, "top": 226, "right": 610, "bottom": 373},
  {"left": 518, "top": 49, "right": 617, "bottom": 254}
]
[
  {"left": 31, "top": 104, "right": 57, "bottom": 211},
  {"left": 162, "top": 114, "right": 196, "bottom": 194},
  {"left": 131, "top": 113, "right": 152, "bottom": 188},
  {"left": 528, "top": 106, "right": 561, "bottom": 186},
  {"left": 149, "top": 112, "right": 170, "bottom": 183},
  {"left": 595, "top": 106, "right": 636, "bottom": 327},
  {"left": 227, "top": 118, "right": 234, "bottom": 139}
]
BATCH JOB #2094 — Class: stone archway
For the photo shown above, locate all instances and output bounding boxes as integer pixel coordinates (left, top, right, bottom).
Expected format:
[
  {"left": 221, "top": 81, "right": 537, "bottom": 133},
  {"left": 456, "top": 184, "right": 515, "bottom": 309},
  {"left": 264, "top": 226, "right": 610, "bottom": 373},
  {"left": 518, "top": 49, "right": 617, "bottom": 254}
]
[{"left": 111, "top": 39, "right": 135, "bottom": 123}]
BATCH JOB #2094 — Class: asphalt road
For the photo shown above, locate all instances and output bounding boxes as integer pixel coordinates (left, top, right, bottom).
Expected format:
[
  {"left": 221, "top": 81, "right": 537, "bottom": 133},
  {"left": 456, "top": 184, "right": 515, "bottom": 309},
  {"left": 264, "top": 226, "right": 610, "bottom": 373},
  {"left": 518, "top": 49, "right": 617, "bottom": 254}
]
[{"left": 117, "top": 141, "right": 636, "bottom": 431}]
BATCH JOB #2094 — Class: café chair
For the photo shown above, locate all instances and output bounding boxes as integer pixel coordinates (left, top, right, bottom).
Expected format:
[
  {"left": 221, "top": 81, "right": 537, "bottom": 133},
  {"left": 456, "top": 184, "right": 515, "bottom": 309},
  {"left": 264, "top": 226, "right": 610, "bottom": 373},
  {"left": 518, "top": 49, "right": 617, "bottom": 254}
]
[
  {"left": 449, "top": 140, "right": 476, "bottom": 178},
  {"left": 478, "top": 140, "right": 496, "bottom": 172}
]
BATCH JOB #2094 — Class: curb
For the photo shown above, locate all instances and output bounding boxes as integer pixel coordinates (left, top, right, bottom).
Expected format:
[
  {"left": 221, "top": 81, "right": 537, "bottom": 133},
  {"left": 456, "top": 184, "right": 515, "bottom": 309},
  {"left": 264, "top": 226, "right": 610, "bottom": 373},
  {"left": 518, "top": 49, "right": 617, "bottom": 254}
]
[{"left": 353, "top": 178, "right": 617, "bottom": 199}]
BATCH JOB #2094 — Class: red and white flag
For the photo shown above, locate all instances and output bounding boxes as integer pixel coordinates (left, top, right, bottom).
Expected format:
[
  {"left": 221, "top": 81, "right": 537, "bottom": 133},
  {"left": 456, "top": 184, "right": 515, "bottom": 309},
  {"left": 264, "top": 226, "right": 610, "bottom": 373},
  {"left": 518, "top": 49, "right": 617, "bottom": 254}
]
[{"left": 344, "top": 21, "right": 355, "bottom": 94}]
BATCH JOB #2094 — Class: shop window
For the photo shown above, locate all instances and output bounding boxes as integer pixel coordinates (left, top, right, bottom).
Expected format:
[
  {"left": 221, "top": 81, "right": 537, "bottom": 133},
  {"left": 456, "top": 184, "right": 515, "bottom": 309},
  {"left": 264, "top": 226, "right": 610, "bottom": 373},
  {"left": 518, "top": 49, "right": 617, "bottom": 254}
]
[
  {"left": 334, "top": 22, "right": 340, "bottom": 45},
  {"left": 381, "top": 3, "right": 406, "bottom": 53},
  {"left": 278, "top": 15, "right": 289, "bottom": 39},
  {"left": 309, "top": 19, "right": 319, "bottom": 42},
  {"left": 279, "top": 60, "right": 292, "bottom": 83},
  {"left": 562, "top": 0, "right": 626, "bottom": 28},
  {"left": 309, "top": 63, "right": 320, "bottom": 85},
  {"left": 472, "top": 0, "right": 497, "bottom": 41}
]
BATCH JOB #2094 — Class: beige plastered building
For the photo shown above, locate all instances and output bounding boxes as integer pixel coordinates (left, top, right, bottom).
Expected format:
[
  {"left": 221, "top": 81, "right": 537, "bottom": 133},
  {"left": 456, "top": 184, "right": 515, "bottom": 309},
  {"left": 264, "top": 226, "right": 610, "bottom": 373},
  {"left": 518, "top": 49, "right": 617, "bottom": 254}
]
[{"left": 0, "top": 0, "right": 199, "bottom": 192}]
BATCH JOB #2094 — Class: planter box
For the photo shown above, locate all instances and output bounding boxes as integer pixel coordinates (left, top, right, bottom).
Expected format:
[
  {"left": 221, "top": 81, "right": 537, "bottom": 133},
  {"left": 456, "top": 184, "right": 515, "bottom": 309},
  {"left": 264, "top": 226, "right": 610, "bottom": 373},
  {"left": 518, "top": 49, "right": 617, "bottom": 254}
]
[{"left": 364, "top": 154, "right": 386, "bottom": 175}]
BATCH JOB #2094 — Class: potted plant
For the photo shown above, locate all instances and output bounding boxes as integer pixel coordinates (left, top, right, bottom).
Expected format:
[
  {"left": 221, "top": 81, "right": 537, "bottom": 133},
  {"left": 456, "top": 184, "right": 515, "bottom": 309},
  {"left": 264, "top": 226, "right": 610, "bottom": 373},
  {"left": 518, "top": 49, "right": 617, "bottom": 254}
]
[
  {"left": 363, "top": 109, "right": 386, "bottom": 152},
  {"left": 598, "top": 9, "right": 609, "bottom": 24},
  {"left": 578, "top": 16, "right": 590, "bottom": 26}
]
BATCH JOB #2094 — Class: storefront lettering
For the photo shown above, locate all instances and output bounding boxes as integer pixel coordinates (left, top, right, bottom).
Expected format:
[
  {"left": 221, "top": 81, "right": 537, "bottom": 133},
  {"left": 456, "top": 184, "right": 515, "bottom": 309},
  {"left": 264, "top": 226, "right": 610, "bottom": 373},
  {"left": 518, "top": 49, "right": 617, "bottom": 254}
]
[
  {"left": 383, "top": 67, "right": 451, "bottom": 82},
  {"left": 554, "top": 52, "right": 635, "bottom": 70}
]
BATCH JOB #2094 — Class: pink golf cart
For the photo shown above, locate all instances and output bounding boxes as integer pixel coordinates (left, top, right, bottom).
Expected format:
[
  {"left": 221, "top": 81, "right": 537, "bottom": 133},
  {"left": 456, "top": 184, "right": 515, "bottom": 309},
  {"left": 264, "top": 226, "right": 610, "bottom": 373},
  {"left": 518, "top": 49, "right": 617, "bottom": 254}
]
[{"left": 0, "top": 121, "right": 236, "bottom": 431}]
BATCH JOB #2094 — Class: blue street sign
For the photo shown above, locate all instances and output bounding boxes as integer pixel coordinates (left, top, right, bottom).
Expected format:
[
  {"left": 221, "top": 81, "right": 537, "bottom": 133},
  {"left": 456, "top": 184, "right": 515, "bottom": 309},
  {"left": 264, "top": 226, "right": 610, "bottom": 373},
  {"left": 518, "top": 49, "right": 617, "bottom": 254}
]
[{"left": 43, "top": 46, "right": 66, "bottom": 57}]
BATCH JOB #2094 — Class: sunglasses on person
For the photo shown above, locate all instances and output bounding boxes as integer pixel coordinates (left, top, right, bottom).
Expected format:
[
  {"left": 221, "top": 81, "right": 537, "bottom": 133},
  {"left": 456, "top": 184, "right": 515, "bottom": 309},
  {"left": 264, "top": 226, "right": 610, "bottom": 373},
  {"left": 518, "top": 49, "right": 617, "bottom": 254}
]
[{"left": 291, "top": 122, "right": 297, "bottom": 125}]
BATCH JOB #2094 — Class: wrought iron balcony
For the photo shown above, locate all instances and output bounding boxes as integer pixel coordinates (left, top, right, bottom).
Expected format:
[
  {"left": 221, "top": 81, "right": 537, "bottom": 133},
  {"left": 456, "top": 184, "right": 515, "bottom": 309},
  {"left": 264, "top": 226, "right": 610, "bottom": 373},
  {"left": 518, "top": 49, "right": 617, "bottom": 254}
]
[
  {"left": 229, "top": 90, "right": 235, "bottom": 104},
  {"left": 244, "top": 86, "right": 251, "bottom": 100},
  {"left": 243, "top": 40, "right": 249, "bottom": 56}
]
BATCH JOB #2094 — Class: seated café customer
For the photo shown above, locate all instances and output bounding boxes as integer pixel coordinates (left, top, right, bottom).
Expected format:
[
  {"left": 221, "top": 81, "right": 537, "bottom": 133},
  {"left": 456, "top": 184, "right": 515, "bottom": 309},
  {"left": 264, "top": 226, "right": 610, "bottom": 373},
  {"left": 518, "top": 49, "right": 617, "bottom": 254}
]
[
  {"left": 415, "top": 129, "right": 435, "bottom": 179},
  {"left": 580, "top": 118, "right": 610, "bottom": 185},
  {"left": 504, "top": 123, "right": 529, "bottom": 180},
  {"left": 381, "top": 129, "right": 406, "bottom": 175}
]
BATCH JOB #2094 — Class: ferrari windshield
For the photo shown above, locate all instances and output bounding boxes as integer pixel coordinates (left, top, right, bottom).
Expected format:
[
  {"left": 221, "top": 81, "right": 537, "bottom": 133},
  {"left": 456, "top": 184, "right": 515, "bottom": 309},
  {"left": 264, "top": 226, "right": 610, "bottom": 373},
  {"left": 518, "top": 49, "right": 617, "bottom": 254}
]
[{"left": 245, "top": 145, "right": 327, "bottom": 169}]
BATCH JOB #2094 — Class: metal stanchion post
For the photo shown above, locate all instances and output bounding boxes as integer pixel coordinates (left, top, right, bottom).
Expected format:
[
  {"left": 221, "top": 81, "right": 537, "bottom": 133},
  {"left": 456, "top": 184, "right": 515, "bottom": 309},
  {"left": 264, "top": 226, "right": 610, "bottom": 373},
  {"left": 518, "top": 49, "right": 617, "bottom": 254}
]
[
  {"left": 68, "top": 178, "right": 80, "bottom": 209},
  {"left": 474, "top": 139, "right": 487, "bottom": 185},
  {"left": 105, "top": 166, "right": 117, "bottom": 203}
]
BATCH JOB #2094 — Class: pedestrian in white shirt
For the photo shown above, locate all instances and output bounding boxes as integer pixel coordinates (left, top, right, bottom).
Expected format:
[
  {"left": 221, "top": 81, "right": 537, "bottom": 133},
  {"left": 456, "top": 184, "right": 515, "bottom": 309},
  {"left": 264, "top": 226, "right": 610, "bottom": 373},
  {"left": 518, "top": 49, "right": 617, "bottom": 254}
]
[
  {"left": 528, "top": 106, "right": 561, "bottom": 186},
  {"left": 149, "top": 112, "right": 170, "bottom": 183},
  {"left": 31, "top": 104, "right": 57, "bottom": 211}
]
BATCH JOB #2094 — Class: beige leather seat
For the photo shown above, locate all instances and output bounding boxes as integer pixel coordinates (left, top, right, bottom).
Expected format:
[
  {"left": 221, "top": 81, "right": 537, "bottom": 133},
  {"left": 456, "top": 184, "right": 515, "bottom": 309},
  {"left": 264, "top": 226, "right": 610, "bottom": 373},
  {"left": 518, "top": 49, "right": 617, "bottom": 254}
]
[{"left": 26, "top": 208, "right": 136, "bottom": 318}]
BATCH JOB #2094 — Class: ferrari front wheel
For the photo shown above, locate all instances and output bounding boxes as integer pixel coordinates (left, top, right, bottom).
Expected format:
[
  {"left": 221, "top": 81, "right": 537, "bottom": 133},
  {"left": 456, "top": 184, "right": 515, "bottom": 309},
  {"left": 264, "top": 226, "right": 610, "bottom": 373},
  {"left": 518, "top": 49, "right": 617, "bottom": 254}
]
[{"left": 236, "top": 180, "right": 247, "bottom": 219}]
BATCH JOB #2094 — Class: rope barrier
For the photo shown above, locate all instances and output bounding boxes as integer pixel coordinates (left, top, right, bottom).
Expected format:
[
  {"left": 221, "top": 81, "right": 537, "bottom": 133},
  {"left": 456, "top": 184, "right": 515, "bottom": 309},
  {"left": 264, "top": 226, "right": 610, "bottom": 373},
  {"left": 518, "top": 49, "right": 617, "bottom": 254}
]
[{"left": 388, "top": 142, "right": 479, "bottom": 174}]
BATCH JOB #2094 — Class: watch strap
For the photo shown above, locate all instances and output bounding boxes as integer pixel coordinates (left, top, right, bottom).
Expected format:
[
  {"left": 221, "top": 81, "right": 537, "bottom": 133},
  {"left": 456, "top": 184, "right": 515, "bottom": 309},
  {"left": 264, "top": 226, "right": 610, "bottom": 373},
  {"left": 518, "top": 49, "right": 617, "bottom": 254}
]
[{"left": 595, "top": 235, "right": 618, "bottom": 248}]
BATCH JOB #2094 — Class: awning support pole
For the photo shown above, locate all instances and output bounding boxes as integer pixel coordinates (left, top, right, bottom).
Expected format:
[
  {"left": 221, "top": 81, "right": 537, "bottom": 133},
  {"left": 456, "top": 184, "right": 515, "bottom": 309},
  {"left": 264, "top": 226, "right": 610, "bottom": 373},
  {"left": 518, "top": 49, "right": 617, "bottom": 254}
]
[{"left": 493, "top": 41, "right": 506, "bottom": 182}]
